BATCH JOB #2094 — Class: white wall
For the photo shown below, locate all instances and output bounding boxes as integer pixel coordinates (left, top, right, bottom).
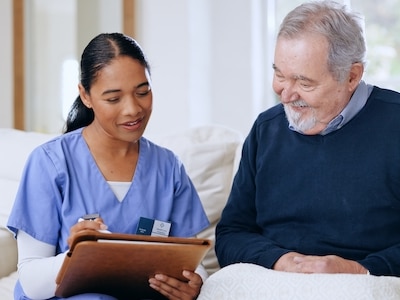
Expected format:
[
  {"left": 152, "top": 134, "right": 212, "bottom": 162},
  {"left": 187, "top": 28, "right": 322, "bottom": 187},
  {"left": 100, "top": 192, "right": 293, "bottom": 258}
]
[
  {"left": 0, "top": 0, "right": 276, "bottom": 137},
  {"left": 136, "top": 0, "right": 274, "bottom": 138},
  {"left": 2, "top": 1, "right": 399, "bottom": 137},
  {"left": 0, "top": 0, "right": 13, "bottom": 128},
  {"left": 24, "top": 0, "right": 122, "bottom": 133},
  {"left": 24, "top": 0, "right": 78, "bottom": 133}
]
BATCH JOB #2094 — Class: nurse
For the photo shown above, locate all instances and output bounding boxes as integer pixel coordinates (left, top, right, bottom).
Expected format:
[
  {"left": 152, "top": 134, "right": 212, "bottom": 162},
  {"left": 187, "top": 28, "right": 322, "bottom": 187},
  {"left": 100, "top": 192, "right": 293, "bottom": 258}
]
[{"left": 7, "top": 33, "right": 209, "bottom": 300}]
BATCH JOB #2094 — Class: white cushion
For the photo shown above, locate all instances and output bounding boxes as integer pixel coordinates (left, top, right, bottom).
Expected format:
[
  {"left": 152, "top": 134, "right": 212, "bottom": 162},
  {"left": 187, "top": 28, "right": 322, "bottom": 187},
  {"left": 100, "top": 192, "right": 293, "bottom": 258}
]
[
  {"left": 0, "top": 129, "right": 57, "bottom": 230},
  {"left": 198, "top": 263, "right": 400, "bottom": 300},
  {"left": 151, "top": 125, "right": 243, "bottom": 274},
  {"left": 0, "top": 179, "right": 19, "bottom": 229},
  {"left": 0, "top": 128, "right": 57, "bottom": 181}
]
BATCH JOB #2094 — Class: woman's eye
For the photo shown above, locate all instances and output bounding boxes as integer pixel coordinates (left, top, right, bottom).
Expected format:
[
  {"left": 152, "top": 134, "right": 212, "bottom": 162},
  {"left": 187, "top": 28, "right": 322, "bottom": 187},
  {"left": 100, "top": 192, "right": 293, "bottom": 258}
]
[
  {"left": 135, "top": 87, "right": 151, "bottom": 97},
  {"left": 136, "top": 90, "right": 150, "bottom": 97},
  {"left": 106, "top": 97, "right": 119, "bottom": 102}
]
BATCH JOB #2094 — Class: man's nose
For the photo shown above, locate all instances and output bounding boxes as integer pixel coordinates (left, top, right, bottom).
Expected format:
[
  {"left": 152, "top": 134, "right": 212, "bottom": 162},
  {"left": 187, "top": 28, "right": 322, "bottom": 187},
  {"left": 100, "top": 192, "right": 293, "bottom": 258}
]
[{"left": 280, "top": 85, "right": 300, "bottom": 103}]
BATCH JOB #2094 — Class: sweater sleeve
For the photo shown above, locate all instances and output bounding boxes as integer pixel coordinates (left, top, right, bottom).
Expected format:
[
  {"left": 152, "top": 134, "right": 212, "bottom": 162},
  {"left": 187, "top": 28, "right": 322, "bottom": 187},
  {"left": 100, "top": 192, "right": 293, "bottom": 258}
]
[
  {"left": 358, "top": 244, "right": 400, "bottom": 276},
  {"left": 215, "top": 122, "right": 289, "bottom": 269}
]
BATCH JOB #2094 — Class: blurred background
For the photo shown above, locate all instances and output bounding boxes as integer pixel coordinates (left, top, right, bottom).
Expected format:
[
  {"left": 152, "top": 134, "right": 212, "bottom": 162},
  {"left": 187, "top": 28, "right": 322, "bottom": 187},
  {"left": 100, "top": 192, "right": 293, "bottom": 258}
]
[{"left": 1, "top": 0, "right": 399, "bottom": 137}]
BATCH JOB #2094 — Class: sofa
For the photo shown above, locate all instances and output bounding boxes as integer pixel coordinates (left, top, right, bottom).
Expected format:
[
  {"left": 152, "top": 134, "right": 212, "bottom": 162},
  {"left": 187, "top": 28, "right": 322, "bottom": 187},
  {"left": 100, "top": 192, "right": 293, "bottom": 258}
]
[
  {"left": 3, "top": 126, "right": 400, "bottom": 300},
  {"left": 0, "top": 125, "right": 243, "bottom": 299}
]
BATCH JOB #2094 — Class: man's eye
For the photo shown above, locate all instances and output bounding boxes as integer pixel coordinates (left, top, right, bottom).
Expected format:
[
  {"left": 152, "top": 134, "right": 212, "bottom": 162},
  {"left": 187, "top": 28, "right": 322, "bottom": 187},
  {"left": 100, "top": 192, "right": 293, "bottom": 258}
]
[
  {"left": 274, "top": 72, "right": 285, "bottom": 81},
  {"left": 299, "top": 83, "right": 315, "bottom": 91}
]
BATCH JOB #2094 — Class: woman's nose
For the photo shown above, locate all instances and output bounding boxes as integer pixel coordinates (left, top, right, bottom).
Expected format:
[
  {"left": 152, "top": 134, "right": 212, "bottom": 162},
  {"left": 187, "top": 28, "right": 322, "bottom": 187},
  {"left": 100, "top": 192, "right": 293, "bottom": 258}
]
[{"left": 124, "top": 97, "right": 142, "bottom": 115}]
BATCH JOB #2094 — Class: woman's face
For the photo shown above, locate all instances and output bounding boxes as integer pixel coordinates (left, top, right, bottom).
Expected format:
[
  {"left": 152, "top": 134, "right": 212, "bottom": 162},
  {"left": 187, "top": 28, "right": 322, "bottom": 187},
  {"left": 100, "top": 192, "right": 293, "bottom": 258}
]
[{"left": 80, "top": 55, "right": 152, "bottom": 143}]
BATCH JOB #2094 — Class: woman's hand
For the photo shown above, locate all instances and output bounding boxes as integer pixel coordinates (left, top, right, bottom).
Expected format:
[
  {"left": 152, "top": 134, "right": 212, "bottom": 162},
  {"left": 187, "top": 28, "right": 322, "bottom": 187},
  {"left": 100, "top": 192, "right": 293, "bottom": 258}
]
[
  {"left": 67, "top": 217, "right": 108, "bottom": 248},
  {"left": 148, "top": 270, "right": 203, "bottom": 300}
]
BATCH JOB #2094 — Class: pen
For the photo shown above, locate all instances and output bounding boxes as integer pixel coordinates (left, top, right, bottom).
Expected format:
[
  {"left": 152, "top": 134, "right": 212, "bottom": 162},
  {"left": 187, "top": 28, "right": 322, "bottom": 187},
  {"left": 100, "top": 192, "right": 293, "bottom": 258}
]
[
  {"left": 78, "top": 213, "right": 112, "bottom": 234},
  {"left": 78, "top": 213, "right": 100, "bottom": 222}
]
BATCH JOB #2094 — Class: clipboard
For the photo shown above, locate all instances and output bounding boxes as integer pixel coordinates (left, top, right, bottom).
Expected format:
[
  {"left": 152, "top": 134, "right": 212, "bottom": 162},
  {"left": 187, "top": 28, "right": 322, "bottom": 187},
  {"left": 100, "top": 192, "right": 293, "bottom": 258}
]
[{"left": 55, "top": 230, "right": 211, "bottom": 299}]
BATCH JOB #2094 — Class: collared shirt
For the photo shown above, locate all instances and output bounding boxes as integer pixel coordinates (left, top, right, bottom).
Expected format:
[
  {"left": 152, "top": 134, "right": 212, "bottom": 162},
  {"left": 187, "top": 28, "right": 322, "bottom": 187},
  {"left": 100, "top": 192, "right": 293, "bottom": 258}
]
[{"left": 289, "top": 80, "right": 373, "bottom": 135}]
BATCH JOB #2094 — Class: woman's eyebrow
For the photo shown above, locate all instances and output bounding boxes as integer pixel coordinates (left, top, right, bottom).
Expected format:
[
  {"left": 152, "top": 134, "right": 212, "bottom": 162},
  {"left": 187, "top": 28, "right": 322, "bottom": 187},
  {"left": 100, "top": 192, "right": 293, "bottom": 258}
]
[
  {"left": 101, "top": 82, "right": 150, "bottom": 96},
  {"left": 136, "top": 82, "right": 150, "bottom": 89},
  {"left": 101, "top": 89, "right": 121, "bottom": 96}
]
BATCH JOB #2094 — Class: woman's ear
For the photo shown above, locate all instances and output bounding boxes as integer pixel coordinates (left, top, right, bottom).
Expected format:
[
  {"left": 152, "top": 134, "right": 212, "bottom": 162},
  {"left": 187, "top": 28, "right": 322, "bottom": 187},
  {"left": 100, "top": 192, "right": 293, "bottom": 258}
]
[
  {"left": 78, "top": 84, "right": 92, "bottom": 109},
  {"left": 348, "top": 62, "right": 364, "bottom": 92}
]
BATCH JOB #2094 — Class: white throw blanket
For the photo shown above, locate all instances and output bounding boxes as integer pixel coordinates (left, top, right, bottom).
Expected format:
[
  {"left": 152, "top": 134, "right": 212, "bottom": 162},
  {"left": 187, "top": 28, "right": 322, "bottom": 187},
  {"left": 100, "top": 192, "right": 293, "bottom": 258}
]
[{"left": 198, "top": 263, "right": 400, "bottom": 300}]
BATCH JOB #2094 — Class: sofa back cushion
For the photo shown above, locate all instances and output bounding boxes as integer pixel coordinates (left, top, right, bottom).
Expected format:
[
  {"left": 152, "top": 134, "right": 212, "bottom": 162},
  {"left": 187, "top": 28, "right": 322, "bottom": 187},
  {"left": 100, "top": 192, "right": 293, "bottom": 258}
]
[
  {"left": 151, "top": 125, "right": 243, "bottom": 274},
  {"left": 0, "top": 129, "right": 57, "bottom": 229},
  {"left": 0, "top": 126, "right": 243, "bottom": 275}
]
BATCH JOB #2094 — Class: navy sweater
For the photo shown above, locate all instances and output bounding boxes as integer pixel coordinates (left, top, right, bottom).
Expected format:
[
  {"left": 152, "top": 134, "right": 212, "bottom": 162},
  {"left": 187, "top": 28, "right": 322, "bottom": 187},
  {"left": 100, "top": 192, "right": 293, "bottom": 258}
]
[{"left": 216, "top": 86, "right": 400, "bottom": 276}]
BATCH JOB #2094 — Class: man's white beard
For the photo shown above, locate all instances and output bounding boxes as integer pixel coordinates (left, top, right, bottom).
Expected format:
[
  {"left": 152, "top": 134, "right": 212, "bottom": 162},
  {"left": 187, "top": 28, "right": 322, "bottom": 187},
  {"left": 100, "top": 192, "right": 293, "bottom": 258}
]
[{"left": 284, "top": 102, "right": 317, "bottom": 133}]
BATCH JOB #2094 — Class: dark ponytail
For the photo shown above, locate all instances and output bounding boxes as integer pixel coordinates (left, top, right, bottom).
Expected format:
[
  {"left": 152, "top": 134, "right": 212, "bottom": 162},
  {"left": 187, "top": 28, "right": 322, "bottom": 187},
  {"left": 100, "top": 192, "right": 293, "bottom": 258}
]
[{"left": 63, "top": 96, "right": 94, "bottom": 133}]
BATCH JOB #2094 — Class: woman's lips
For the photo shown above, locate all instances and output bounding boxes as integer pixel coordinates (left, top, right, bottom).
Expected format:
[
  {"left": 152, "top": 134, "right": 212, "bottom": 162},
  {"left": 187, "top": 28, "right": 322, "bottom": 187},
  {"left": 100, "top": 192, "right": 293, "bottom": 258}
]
[{"left": 121, "top": 117, "right": 144, "bottom": 129}]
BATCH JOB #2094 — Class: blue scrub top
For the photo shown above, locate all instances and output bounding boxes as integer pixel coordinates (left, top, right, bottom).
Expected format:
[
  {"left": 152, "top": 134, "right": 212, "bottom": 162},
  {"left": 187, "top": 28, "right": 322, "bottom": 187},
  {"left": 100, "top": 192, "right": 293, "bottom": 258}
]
[{"left": 8, "top": 128, "right": 209, "bottom": 255}]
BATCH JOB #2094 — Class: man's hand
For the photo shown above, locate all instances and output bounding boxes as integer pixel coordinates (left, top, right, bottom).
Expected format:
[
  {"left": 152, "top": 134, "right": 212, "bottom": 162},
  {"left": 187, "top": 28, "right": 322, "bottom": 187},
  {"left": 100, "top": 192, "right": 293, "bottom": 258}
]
[
  {"left": 273, "top": 252, "right": 369, "bottom": 274},
  {"left": 148, "top": 270, "right": 203, "bottom": 300}
]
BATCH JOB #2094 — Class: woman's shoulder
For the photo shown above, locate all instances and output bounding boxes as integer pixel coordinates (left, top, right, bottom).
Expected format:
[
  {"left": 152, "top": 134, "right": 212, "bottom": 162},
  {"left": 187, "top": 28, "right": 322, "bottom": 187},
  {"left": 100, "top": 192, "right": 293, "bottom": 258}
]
[
  {"left": 42, "top": 127, "right": 82, "bottom": 147},
  {"left": 30, "top": 128, "right": 84, "bottom": 159}
]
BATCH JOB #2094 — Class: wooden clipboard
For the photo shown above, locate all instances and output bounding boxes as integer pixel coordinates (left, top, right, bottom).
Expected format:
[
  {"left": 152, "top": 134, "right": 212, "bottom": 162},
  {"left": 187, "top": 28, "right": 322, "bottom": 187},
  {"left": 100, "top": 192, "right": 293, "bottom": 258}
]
[{"left": 55, "top": 230, "right": 211, "bottom": 299}]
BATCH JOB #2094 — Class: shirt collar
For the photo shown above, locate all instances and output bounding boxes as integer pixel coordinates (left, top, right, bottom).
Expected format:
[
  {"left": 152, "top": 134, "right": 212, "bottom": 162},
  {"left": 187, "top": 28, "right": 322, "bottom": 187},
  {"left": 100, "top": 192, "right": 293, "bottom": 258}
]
[
  {"left": 288, "top": 80, "right": 373, "bottom": 135},
  {"left": 321, "top": 80, "right": 372, "bottom": 135}
]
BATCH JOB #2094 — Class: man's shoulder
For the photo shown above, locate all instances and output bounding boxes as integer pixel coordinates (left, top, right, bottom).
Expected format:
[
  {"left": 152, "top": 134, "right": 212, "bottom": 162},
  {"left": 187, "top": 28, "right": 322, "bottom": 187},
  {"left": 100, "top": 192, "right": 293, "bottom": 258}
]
[{"left": 371, "top": 86, "right": 400, "bottom": 105}]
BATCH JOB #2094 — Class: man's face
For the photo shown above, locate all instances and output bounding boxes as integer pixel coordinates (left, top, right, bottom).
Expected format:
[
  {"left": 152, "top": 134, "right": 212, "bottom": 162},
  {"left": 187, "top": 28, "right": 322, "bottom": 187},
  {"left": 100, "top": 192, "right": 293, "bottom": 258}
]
[{"left": 272, "top": 34, "right": 352, "bottom": 135}]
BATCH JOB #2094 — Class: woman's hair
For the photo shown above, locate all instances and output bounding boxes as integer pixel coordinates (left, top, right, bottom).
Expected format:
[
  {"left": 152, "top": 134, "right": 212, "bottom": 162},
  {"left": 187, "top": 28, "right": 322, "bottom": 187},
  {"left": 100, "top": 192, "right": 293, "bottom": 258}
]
[
  {"left": 63, "top": 33, "right": 150, "bottom": 133},
  {"left": 277, "top": 0, "right": 366, "bottom": 82}
]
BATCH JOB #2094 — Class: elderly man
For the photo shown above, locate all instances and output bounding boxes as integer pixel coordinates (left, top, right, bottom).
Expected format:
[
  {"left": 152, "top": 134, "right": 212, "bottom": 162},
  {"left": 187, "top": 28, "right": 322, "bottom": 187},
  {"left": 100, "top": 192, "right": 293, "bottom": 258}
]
[{"left": 216, "top": 0, "right": 400, "bottom": 278}]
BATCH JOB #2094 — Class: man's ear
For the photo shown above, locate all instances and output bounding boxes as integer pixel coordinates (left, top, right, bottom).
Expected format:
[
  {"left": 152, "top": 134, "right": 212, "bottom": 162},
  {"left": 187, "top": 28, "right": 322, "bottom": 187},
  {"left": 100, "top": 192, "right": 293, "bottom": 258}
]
[
  {"left": 348, "top": 62, "right": 364, "bottom": 92},
  {"left": 78, "top": 84, "right": 92, "bottom": 109}
]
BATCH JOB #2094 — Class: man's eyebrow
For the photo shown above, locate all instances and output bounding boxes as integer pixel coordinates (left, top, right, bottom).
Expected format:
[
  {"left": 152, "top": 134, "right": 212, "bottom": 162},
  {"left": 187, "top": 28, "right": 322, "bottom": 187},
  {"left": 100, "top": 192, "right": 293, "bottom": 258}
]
[
  {"left": 294, "top": 74, "right": 315, "bottom": 83},
  {"left": 273, "top": 63, "right": 316, "bottom": 83}
]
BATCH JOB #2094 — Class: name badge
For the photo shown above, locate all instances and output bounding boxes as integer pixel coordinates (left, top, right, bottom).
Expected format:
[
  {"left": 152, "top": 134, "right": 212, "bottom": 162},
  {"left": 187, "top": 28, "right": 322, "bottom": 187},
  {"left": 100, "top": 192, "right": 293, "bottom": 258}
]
[{"left": 136, "top": 217, "right": 171, "bottom": 237}]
